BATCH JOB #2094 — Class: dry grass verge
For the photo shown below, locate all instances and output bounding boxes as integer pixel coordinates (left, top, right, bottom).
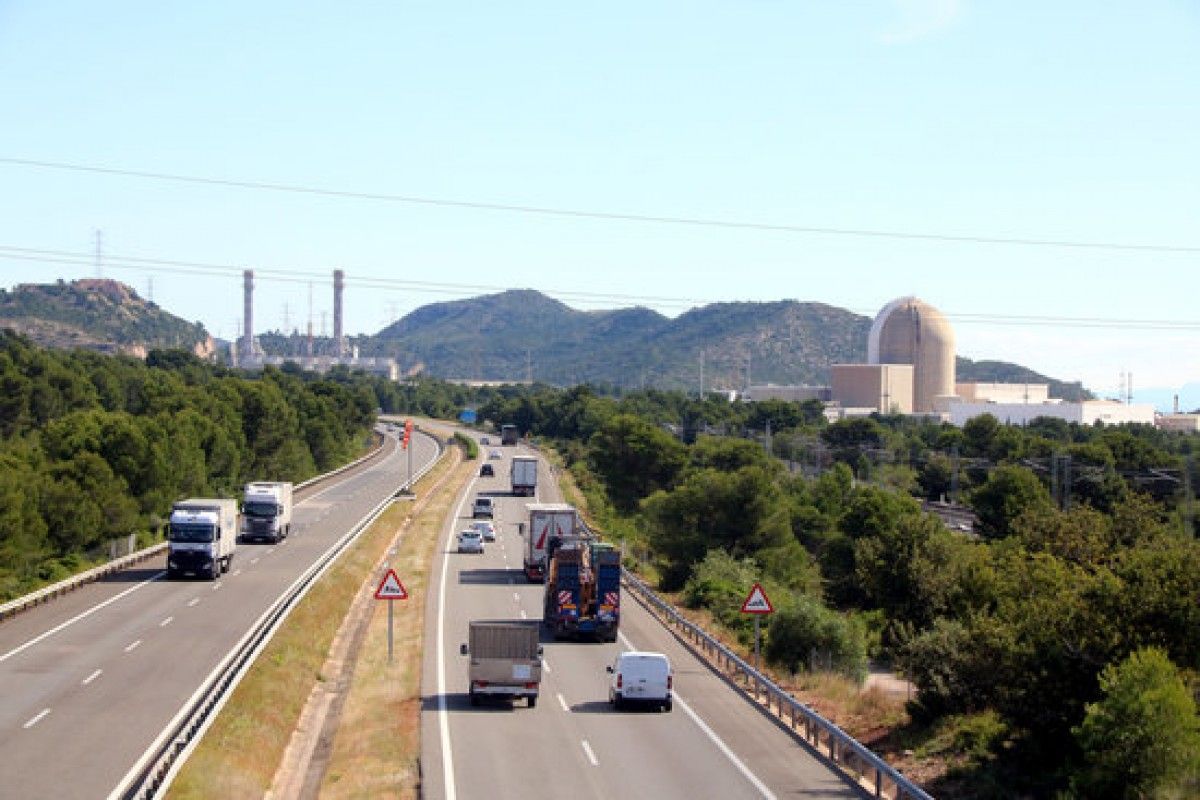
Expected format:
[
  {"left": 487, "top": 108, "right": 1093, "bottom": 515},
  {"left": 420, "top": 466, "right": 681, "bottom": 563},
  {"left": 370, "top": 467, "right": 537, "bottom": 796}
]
[
  {"left": 315, "top": 456, "right": 476, "bottom": 797},
  {"left": 167, "top": 441, "right": 463, "bottom": 799}
]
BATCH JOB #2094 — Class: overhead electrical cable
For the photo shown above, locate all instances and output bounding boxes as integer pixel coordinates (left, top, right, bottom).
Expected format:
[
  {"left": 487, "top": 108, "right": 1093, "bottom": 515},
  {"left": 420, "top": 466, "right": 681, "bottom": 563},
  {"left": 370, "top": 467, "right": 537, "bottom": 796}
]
[
  {"left": 2, "top": 245, "right": 1198, "bottom": 331},
  {"left": 2, "top": 157, "right": 1199, "bottom": 254}
]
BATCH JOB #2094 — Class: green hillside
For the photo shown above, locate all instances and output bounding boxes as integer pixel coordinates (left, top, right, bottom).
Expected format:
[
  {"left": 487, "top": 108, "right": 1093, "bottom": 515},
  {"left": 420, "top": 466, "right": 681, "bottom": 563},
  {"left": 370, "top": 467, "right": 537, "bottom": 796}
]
[{"left": 0, "top": 279, "right": 212, "bottom": 356}]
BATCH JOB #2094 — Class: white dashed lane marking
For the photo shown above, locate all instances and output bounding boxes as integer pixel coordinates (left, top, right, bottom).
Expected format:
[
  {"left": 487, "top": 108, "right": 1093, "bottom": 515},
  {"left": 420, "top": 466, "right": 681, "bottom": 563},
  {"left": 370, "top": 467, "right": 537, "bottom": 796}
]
[
  {"left": 160, "top": 616, "right": 173, "bottom": 627},
  {"left": 124, "top": 639, "right": 142, "bottom": 653},
  {"left": 81, "top": 669, "right": 102, "bottom": 686},
  {"left": 23, "top": 709, "right": 50, "bottom": 729},
  {"left": 581, "top": 739, "right": 599, "bottom": 766}
]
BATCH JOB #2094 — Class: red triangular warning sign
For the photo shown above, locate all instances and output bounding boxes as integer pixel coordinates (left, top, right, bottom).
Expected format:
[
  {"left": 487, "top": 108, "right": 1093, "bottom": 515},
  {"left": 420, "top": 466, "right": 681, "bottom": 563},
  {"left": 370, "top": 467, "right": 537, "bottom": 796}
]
[
  {"left": 740, "top": 583, "right": 773, "bottom": 614},
  {"left": 374, "top": 568, "right": 409, "bottom": 600}
]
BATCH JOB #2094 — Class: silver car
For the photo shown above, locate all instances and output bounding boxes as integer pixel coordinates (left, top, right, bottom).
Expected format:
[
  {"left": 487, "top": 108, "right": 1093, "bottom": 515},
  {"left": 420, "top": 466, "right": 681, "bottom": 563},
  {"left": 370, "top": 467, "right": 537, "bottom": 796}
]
[{"left": 457, "top": 529, "right": 484, "bottom": 554}]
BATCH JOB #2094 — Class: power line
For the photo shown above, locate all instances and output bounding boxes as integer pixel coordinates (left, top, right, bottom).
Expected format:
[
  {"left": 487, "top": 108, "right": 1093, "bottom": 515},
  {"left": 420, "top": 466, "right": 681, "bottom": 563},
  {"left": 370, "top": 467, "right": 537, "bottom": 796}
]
[
  {"left": 3, "top": 156, "right": 1199, "bottom": 255},
  {"left": 2, "top": 244, "right": 1199, "bottom": 331}
]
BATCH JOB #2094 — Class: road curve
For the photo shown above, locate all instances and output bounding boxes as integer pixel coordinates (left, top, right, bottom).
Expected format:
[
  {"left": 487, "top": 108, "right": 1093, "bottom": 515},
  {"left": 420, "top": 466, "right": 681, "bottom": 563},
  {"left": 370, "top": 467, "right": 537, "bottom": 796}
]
[
  {"left": 421, "top": 441, "right": 864, "bottom": 800},
  {"left": 0, "top": 429, "right": 441, "bottom": 800}
]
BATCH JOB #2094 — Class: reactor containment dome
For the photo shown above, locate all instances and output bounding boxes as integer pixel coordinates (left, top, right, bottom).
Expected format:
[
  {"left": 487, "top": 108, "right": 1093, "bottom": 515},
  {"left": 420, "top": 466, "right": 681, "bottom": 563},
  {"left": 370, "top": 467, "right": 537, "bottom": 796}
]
[{"left": 866, "top": 297, "right": 956, "bottom": 413}]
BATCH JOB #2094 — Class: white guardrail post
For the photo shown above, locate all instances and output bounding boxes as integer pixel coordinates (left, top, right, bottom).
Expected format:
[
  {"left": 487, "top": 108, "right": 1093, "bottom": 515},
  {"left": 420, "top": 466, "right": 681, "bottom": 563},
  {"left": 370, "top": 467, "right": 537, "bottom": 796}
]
[{"left": 620, "top": 568, "right": 934, "bottom": 800}]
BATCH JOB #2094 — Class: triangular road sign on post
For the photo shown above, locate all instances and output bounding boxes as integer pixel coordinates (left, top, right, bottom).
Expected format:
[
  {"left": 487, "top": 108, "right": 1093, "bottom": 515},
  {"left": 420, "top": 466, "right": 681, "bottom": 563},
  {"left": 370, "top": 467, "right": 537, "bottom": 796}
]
[
  {"left": 375, "top": 568, "right": 409, "bottom": 600},
  {"left": 740, "top": 583, "right": 774, "bottom": 614}
]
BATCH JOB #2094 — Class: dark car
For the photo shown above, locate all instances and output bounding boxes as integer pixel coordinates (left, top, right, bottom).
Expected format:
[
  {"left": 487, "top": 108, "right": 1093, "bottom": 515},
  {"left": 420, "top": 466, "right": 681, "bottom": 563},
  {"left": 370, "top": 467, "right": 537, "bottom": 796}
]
[{"left": 480, "top": 463, "right": 494, "bottom": 477}]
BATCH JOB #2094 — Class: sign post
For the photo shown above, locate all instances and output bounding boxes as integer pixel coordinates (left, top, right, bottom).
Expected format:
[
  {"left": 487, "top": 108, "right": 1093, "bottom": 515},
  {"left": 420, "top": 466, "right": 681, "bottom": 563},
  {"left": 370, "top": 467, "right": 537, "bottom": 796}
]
[
  {"left": 374, "top": 568, "right": 409, "bottom": 662},
  {"left": 740, "top": 583, "right": 774, "bottom": 671},
  {"left": 403, "top": 419, "right": 413, "bottom": 489}
]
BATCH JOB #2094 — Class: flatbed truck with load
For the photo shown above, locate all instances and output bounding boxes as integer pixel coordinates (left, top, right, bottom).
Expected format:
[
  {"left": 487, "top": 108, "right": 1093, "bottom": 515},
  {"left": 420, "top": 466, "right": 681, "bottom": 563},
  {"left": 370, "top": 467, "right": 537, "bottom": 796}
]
[
  {"left": 167, "top": 498, "right": 238, "bottom": 580},
  {"left": 543, "top": 539, "right": 621, "bottom": 642},
  {"left": 459, "top": 620, "right": 543, "bottom": 707}
]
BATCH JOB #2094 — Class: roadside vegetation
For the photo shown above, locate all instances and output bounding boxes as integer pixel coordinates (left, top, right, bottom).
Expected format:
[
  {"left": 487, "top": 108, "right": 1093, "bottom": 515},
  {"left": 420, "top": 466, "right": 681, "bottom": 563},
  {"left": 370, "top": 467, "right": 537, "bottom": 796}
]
[
  {"left": 0, "top": 333, "right": 381, "bottom": 600},
  {"left": 389, "top": 377, "right": 1200, "bottom": 798}
]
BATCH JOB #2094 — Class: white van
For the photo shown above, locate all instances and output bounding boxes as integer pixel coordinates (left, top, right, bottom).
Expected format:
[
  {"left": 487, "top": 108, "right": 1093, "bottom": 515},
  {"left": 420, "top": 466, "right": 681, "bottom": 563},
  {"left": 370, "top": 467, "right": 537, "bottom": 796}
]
[{"left": 607, "top": 651, "right": 673, "bottom": 712}]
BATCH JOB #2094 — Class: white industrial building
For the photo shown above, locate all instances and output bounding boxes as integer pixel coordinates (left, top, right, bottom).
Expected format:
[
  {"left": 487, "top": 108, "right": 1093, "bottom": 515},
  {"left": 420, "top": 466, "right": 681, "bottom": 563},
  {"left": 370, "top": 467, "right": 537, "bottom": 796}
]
[
  {"left": 955, "top": 382, "right": 1050, "bottom": 404},
  {"left": 1157, "top": 413, "right": 1200, "bottom": 433},
  {"left": 947, "top": 399, "right": 1156, "bottom": 427}
]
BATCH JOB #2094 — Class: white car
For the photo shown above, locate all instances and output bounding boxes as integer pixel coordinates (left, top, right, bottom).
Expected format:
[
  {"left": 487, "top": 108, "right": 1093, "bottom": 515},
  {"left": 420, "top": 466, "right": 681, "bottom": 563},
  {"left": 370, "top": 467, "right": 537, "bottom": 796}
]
[
  {"left": 608, "top": 651, "right": 673, "bottom": 712},
  {"left": 456, "top": 529, "right": 484, "bottom": 554},
  {"left": 471, "top": 520, "right": 497, "bottom": 541},
  {"left": 489, "top": 449, "right": 503, "bottom": 460}
]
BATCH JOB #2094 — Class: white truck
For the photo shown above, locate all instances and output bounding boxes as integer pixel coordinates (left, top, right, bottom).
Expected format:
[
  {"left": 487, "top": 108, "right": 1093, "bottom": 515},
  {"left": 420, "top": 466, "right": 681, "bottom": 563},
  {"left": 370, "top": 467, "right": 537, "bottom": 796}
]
[
  {"left": 510, "top": 456, "right": 538, "bottom": 497},
  {"left": 460, "top": 620, "right": 543, "bottom": 707},
  {"left": 241, "top": 481, "right": 294, "bottom": 543},
  {"left": 521, "top": 503, "right": 581, "bottom": 583},
  {"left": 167, "top": 498, "right": 238, "bottom": 580}
]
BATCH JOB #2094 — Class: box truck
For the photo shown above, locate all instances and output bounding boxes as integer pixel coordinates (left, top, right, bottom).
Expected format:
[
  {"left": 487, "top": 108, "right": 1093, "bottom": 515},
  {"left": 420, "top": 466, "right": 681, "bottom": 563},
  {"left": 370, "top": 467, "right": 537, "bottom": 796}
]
[
  {"left": 522, "top": 503, "right": 580, "bottom": 582},
  {"left": 510, "top": 456, "right": 537, "bottom": 497},
  {"left": 167, "top": 498, "right": 238, "bottom": 580}
]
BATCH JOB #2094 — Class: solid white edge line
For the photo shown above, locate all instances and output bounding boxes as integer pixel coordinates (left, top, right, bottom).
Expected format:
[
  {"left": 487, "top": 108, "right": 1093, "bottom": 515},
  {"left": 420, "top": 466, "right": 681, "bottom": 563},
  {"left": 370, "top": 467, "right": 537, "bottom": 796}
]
[
  {"left": 0, "top": 572, "right": 165, "bottom": 664},
  {"left": 557, "top": 693, "right": 570, "bottom": 712},
  {"left": 23, "top": 708, "right": 51, "bottom": 729},
  {"left": 438, "top": 478, "right": 475, "bottom": 800},
  {"left": 617, "top": 631, "right": 777, "bottom": 800},
  {"left": 82, "top": 668, "right": 103, "bottom": 685},
  {"left": 542, "top": 660, "right": 551, "bottom": 673},
  {"left": 580, "top": 739, "right": 599, "bottom": 766}
]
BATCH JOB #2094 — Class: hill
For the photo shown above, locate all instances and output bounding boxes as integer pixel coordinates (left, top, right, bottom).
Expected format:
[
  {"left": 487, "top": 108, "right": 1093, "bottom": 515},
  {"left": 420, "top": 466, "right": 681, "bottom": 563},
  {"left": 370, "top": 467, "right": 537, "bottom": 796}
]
[
  {"left": 0, "top": 279, "right": 214, "bottom": 358},
  {"left": 348, "top": 290, "right": 1087, "bottom": 398}
]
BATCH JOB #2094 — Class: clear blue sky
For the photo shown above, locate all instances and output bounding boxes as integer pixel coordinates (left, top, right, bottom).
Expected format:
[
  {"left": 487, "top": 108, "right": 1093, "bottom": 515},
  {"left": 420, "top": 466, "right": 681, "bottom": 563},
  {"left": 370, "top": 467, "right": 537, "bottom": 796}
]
[{"left": 1, "top": 1, "right": 1197, "bottom": 397}]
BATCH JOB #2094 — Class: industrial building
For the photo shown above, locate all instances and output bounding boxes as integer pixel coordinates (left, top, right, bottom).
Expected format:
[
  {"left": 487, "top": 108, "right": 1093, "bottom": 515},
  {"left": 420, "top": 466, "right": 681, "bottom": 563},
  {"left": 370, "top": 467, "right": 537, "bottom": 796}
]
[
  {"left": 866, "top": 297, "right": 956, "bottom": 413},
  {"left": 234, "top": 268, "right": 397, "bottom": 379},
  {"left": 830, "top": 364, "right": 914, "bottom": 414},
  {"left": 1157, "top": 413, "right": 1200, "bottom": 433},
  {"left": 741, "top": 385, "right": 832, "bottom": 403},
  {"left": 948, "top": 399, "right": 1156, "bottom": 427}
]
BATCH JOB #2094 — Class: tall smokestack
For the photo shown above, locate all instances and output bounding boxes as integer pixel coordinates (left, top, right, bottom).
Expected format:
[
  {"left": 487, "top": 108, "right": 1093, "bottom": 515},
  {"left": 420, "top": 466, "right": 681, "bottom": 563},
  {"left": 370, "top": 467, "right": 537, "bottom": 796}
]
[
  {"left": 242, "top": 269, "right": 254, "bottom": 360},
  {"left": 333, "top": 269, "right": 346, "bottom": 356}
]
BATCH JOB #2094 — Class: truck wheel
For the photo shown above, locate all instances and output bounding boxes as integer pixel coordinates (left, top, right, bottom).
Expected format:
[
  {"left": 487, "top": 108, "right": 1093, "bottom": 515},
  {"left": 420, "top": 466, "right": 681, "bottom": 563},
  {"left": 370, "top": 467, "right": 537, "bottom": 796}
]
[{"left": 528, "top": 695, "right": 537, "bottom": 708}]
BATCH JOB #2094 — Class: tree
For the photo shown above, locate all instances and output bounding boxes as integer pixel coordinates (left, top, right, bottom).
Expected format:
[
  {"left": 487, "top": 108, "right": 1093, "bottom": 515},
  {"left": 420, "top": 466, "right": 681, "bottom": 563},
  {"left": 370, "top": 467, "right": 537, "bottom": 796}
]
[
  {"left": 970, "top": 464, "right": 1053, "bottom": 539},
  {"left": 587, "top": 414, "right": 686, "bottom": 512},
  {"left": 1072, "top": 647, "right": 1200, "bottom": 798},
  {"left": 766, "top": 595, "right": 867, "bottom": 681}
]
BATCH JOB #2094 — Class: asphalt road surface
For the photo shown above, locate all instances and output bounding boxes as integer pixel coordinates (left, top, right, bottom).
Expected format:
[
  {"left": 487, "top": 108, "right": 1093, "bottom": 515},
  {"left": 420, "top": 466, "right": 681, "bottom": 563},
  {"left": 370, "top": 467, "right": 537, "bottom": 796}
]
[
  {"left": 420, "top": 440, "right": 864, "bottom": 800},
  {"left": 0, "top": 428, "right": 440, "bottom": 800}
]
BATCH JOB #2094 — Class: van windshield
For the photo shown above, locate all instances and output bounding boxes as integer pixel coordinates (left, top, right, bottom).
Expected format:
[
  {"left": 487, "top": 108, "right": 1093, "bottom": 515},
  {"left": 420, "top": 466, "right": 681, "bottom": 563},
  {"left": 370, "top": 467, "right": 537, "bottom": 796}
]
[{"left": 170, "top": 523, "right": 215, "bottom": 542}]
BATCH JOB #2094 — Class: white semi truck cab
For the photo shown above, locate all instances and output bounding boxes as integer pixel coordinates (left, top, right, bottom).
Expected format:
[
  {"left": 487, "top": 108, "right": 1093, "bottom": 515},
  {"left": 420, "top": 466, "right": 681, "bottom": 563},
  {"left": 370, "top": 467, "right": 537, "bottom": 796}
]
[
  {"left": 241, "top": 481, "right": 294, "bottom": 543},
  {"left": 167, "top": 498, "right": 238, "bottom": 580}
]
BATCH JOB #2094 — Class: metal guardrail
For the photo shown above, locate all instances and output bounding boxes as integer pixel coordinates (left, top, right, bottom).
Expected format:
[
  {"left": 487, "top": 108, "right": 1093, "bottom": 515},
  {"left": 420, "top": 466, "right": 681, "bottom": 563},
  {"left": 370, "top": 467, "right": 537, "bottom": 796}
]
[
  {"left": 621, "top": 570, "right": 934, "bottom": 800},
  {"left": 0, "top": 428, "right": 390, "bottom": 623},
  {"left": 113, "top": 429, "right": 443, "bottom": 800}
]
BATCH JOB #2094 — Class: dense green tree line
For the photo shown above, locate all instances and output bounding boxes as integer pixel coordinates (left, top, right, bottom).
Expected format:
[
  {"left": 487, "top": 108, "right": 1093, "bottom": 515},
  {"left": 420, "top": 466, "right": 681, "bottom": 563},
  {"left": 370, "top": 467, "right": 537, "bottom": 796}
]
[
  {"left": 0, "top": 333, "right": 378, "bottom": 600},
  {"left": 374, "top": 378, "right": 1199, "bottom": 796}
]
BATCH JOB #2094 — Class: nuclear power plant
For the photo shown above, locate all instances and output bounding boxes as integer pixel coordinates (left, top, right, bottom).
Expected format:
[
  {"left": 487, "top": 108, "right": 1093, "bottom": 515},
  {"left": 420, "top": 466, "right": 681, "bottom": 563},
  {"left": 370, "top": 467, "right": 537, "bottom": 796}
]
[
  {"left": 748, "top": 295, "right": 1158, "bottom": 427},
  {"left": 233, "top": 269, "right": 397, "bottom": 379},
  {"left": 866, "top": 296, "right": 957, "bottom": 413}
]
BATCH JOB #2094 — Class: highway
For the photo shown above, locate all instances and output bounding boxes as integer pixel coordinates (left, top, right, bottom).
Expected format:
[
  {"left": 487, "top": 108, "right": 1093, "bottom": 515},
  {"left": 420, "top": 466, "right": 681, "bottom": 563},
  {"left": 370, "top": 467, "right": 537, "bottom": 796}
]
[
  {"left": 0, "top": 428, "right": 440, "bottom": 800},
  {"left": 420, "top": 441, "right": 864, "bottom": 800}
]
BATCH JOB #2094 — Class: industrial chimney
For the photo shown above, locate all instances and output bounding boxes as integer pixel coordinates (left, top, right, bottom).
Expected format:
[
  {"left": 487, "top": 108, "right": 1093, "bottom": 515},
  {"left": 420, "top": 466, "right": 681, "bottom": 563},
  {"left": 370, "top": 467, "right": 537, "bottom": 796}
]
[
  {"left": 333, "top": 269, "right": 347, "bottom": 357},
  {"left": 242, "top": 269, "right": 254, "bottom": 361}
]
